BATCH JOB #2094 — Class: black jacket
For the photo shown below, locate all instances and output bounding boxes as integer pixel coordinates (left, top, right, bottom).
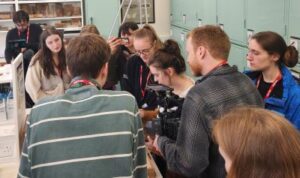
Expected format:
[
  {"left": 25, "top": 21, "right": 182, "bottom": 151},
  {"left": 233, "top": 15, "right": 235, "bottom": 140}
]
[
  {"left": 5, "top": 23, "right": 42, "bottom": 63},
  {"left": 125, "top": 55, "right": 157, "bottom": 109}
]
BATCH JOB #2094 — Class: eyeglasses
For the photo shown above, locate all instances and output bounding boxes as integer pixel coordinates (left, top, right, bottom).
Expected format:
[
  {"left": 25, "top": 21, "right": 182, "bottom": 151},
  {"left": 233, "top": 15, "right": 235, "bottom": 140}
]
[{"left": 136, "top": 45, "right": 153, "bottom": 55}]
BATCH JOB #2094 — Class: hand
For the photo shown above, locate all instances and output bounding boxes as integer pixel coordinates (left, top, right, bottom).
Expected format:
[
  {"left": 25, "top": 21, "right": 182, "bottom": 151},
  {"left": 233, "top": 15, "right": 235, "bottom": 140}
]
[
  {"left": 107, "top": 37, "right": 122, "bottom": 54},
  {"left": 138, "top": 109, "right": 158, "bottom": 121},
  {"left": 146, "top": 135, "right": 162, "bottom": 156}
]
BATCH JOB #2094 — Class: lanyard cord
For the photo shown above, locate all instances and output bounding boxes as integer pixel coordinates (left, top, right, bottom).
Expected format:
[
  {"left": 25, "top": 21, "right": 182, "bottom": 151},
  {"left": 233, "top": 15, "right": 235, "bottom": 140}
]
[
  {"left": 209, "top": 60, "right": 228, "bottom": 73},
  {"left": 69, "top": 79, "right": 100, "bottom": 90},
  {"left": 140, "top": 65, "right": 151, "bottom": 98},
  {"left": 18, "top": 25, "right": 30, "bottom": 43},
  {"left": 256, "top": 72, "right": 282, "bottom": 99}
]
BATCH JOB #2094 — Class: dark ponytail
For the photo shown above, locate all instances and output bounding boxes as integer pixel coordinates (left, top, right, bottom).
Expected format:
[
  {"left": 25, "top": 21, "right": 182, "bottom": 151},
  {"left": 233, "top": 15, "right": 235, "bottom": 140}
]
[
  {"left": 283, "top": 45, "right": 298, "bottom": 68},
  {"left": 252, "top": 31, "right": 299, "bottom": 68},
  {"left": 149, "top": 39, "right": 186, "bottom": 74}
]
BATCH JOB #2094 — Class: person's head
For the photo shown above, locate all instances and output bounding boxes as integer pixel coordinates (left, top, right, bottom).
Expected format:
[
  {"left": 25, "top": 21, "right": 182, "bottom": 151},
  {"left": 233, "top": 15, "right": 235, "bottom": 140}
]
[
  {"left": 247, "top": 31, "right": 298, "bottom": 71},
  {"left": 149, "top": 39, "right": 186, "bottom": 86},
  {"left": 133, "top": 25, "right": 163, "bottom": 64},
  {"left": 186, "top": 25, "right": 231, "bottom": 76},
  {"left": 80, "top": 24, "right": 100, "bottom": 35},
  {"left": 40, "top": 26, "right": 64, "bottom": 55},
  {"left": 34, "top": 26, "right": 66, "bottom": 78},
  {"left": 13, "top": 10, "right": 30, "bottom": 32},
  {"left": 213, "top": 107, "right": 300, "bottom": 178},
  {"left": 66, "top": 33, "right": 111, "bottom": 86},
  {"left": 118, "top": 22, "right": 139, "bottom": 49}
]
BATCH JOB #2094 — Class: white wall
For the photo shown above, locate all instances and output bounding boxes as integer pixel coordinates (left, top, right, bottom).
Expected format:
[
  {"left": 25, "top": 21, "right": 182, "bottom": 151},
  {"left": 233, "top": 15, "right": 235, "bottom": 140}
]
[{"left": 151, "top": 0, "right": 170, "bottom": 40}]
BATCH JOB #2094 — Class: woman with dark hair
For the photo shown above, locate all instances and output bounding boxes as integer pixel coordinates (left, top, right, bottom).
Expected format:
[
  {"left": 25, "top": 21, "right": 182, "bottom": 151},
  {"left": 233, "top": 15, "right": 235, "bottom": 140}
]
[
  {"left": 25, "top": 26, "right": 71, "bottom": 103},
  {"left": 147, "top": 39, "right": 194, "bottom": 178},
  {"left": 213, "top": 107, "right": 300, "bottom": 178},
  {"left": 105, "top": 22, "right": 139, "bottom": 90},
  {"left": 246, "top": 31, "right": 300, "bottom": 129},
  {"left": 149, "top": 39, "right": 194, "bottom": 98}
]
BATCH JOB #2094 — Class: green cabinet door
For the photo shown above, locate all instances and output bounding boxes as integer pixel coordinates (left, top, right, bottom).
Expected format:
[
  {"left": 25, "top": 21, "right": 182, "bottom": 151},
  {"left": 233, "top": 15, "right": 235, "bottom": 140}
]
[
  {"left": 289, "top": 0, "right": 300, "bottom": 74},
  {"left": 171, "top": 26, "right": 187, "bottom": 56},
  {"left": 171, "top": 0, "right": 184, "bottom": 27},
  {"left": 217, "top": 0, "right": 246, "bottom": 44},
  {"left": 289, "top": 0, "right": 300, "bottom": 38},
  {"left": 202, "top": 0, "right": 217, "bottom": 25},
  {"left": 183, "top": 0, "right": 202, "bottom": 29},
  {"left": 171, "top": 26, "right": 194, "bottom": 77},
  {"left": 246, "top": 0, "right": 286, "bottom": 37},
  {"left": 85, "top": 0, "right": 120, "bottom": 38},
  {"left": 228, "top": 44, "right": 248, "bottom": 72}
]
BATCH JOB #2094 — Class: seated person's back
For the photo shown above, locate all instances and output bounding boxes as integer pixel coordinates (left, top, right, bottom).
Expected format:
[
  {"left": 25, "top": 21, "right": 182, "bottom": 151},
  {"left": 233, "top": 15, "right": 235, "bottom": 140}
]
[{"left": 18, "top": 33, "right": 147, "bottom": 178}]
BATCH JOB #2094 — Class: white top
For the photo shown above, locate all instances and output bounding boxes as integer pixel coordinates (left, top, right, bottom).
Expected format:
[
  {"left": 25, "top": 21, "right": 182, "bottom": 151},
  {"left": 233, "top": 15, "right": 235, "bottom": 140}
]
[{"left": 25, "top": 57, "right": 71, "bottom": 103}]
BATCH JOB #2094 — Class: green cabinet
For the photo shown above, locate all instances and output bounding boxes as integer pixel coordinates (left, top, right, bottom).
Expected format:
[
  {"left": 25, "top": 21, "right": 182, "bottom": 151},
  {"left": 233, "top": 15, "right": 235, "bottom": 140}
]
[
  {"left": 202, "top": 0, "right": 217, "bottom": 25},
  {"left": 84, "top": 0, "right": 120, "bottom": 38},
  {"left": 184, "top": 0, "right": 201, "bottom": 29},
  {"left": 171, "top": 0, "right": 217, "bottom": 29},
  {"left": 228, "top": 44, "right": 248, "bottom": 72},
  {"left": 289, "top": 0, "right": 300, "bottom": 38},
  {"left": 171, "top": 26, "right": 193, "bottom": 77},
  {"left": 171, "top": 0, "right": 184, "bottom": 27},
  {"left": 217, "top": 0, "right": 246, "bottom": 44},
  {"left": 288, "top": 0, "right": 300, "bottom": 74},
  {"left": 246, "top": 0, "right": 286, "bottom": 37}
]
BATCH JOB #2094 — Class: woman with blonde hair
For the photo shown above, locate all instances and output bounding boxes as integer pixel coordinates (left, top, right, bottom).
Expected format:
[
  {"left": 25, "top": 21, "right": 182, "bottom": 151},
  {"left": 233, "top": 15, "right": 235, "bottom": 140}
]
[
  {"left": 126, "top": 24, "right": 163, "bottom": 110},
  {"left": 213, "top": 107, "right": 300, "bottom": 178}
]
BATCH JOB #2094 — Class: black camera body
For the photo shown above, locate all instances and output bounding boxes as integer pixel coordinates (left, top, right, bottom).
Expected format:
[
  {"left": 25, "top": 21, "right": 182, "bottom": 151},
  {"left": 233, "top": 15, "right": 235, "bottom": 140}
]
[{"left": 144, "top": 84, "right": 184, "bottom": 141}]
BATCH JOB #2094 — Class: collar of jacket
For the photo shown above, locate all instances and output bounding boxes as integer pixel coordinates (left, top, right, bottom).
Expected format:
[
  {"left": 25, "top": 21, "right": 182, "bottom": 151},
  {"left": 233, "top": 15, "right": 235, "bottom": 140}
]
[{"left": 196, "top": 64, "right": 236, "bottom": 84}]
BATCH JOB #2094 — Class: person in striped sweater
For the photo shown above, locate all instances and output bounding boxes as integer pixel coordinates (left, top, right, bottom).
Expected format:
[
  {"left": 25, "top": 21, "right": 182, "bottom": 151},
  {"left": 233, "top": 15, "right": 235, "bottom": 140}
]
[{"left": 18, "top": 33, "right": 147, "bottom": 178}]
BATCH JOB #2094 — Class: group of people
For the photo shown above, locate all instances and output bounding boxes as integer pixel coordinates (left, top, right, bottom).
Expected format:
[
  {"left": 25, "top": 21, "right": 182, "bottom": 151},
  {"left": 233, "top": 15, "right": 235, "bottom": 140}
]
[{"left": 5, "top": 10, "right": 300, "bottom": 178}]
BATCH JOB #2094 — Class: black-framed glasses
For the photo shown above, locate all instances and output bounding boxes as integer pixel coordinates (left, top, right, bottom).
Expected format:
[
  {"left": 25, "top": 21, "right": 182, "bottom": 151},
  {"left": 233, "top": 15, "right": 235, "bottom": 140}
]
[{"left": 136, "top": 45, "right": 153, "bottom": 55}]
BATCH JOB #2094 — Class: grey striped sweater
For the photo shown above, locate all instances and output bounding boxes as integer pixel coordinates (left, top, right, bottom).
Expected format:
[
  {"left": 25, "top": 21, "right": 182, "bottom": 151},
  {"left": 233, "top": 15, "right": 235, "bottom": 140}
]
[{"left": 18, "top": 85, "right": 147, "bottom": 178}]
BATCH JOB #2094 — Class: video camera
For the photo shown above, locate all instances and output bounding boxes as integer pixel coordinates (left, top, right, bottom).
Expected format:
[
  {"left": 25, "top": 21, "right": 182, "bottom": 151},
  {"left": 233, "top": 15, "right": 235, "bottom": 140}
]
[{"left": 144, "top": 84, "right": 184, "bottom": 141}]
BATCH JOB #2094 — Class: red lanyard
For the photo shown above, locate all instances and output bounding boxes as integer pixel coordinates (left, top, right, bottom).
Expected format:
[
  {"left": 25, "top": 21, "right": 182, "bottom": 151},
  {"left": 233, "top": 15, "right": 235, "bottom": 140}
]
[
  {"left": 140, "top": 65, "right": 151, "bottom": 98},
  {"left": 256, "top": 72, "right": 282, "bottom": 99},
  {"left": 18, "top": 26, "right": 30, "bottom": 43},
  {"left": 70, "top": 79, "right": 97, "bottom": 88},
  {"left": 210, "top": 60, "right": 228, "bottom": 72}
]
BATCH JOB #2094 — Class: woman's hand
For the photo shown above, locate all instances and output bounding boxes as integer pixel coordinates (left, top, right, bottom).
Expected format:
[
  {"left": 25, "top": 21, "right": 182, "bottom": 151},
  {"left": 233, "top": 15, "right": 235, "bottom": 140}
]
[{"left": 107, "top": 37, "right": 122, "bottom": 54}]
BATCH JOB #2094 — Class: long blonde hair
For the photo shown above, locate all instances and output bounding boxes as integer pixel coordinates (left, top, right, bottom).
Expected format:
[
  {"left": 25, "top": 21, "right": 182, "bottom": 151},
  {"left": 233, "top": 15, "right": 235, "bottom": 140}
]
[{"left": 213, "top": 107, "right": 300, "bottom": 178}]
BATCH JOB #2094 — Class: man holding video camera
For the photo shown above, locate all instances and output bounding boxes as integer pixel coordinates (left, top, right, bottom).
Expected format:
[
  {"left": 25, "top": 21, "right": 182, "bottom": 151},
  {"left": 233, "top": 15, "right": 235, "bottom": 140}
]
[{"left": 148, "top": 25, "right": 264, "bottom": 178}]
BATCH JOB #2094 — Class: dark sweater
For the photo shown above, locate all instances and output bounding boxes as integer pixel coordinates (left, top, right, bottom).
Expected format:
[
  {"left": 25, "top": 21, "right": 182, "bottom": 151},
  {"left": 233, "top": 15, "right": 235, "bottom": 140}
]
[
  {"left": 5, "top": 23, "right": 42, "bottom": 63},
  {"left": 125, "top": 55, "right": 157, "bottom": 109},
  {"left": 158, "top": 65, "right": 264, "bottom": 178}
]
